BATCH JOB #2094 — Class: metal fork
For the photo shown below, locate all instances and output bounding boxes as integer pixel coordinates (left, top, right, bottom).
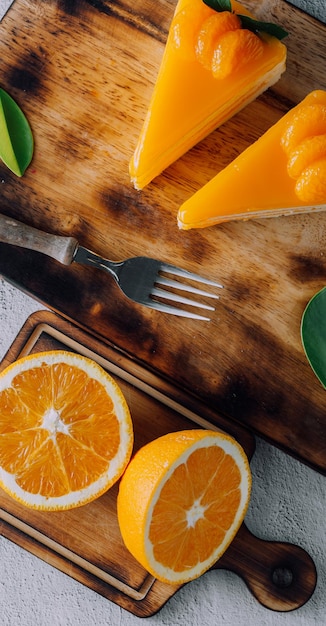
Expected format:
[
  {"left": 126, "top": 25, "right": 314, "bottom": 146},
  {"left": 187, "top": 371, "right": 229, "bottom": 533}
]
[{"left": 0, "top": 214, "right": 223, "bottom": 320}]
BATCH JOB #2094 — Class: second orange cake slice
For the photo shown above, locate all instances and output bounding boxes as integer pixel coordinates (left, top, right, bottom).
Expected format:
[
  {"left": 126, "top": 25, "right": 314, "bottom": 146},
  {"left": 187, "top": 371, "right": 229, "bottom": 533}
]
[{"left": 177, "top": 90, "right": 326, "bottom": 229}]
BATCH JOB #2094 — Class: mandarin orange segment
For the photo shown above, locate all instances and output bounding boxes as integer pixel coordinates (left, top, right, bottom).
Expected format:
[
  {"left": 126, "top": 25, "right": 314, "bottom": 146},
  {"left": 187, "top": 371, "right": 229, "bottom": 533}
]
[
  {"left": 287, "top": 134, "right": 326, "bottom": 179},
  {"left": 117, "top": 429, "right": 251, "bottom": 584},
  {"left": 280, "top": 104, "right": 326, "bottom": 156},
  {"left": 281, "top": 102, "right": 326, "bottom": 203},
  {"left": 171, "top": 2, "right": 212, "bottom": 60},
  {"left": 0, "top": 350, "right": 133, "bottom": 510},
  {"left": 195, "top": 12, "right": 241, "bottom": 71},
  {"left": 212, "top": 28, "right": 264, "bottom": 79},
  {"left": 295, "top": 158, "right": 326, "bottom": 203}
]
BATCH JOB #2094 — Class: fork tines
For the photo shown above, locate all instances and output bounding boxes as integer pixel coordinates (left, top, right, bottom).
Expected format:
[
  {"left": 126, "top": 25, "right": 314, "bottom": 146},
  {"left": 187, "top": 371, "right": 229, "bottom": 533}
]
[{"left": 151, "top": 263, "right": 223, "bottom": 321}]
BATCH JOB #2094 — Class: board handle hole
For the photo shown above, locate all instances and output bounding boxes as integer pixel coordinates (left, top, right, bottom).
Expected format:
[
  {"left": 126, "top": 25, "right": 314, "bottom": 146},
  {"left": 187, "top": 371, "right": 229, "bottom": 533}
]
[{"left": 272, "top": 566, "right": 294, "bottom": 588}]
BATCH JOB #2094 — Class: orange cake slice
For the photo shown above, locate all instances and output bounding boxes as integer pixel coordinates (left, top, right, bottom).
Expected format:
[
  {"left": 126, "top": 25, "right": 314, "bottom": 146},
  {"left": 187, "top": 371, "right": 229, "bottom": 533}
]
[
  {"left": 129, "top": 0, "right": 287, "bottom": 190},
  {"left": 177, "top": 90, "right": 326, "bottom": 229}
]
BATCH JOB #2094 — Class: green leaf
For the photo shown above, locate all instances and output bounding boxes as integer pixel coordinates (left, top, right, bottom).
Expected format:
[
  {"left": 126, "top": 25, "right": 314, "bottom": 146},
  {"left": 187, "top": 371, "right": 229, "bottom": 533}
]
[
  {"left": 202, "top": 0, "right": 232, "bottom": 12},
  {"left": 0, "top": 87, "right": 34, "bottom": 177},
  {"left": 301, "top": 287, "right": 326, "bottom": 389},
  {"left": 201, "top": 0, "right": 288, "bottom": 42},
  {"left": 238, "top": 15, "right": 288, "bottom": 40}
]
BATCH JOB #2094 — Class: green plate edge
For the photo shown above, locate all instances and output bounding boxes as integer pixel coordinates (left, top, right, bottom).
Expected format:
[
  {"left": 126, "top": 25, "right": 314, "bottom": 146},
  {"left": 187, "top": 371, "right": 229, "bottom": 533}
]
[{"left": 301, "top": 286, "right": 326, "bottom": 389}]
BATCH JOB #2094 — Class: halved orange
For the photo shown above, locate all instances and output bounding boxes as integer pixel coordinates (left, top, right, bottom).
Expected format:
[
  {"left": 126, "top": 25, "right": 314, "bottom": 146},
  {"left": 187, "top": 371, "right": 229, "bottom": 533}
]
[
  {"left": 0, "top": 350, "right": 133, "bottom": 510},
  {"left": 117, "top": 429, "right": 251, "bottom": 584}
]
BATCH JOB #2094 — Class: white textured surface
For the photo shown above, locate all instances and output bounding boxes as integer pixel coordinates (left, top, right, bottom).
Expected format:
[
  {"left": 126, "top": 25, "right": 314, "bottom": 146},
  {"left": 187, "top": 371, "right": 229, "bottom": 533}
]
[
  {"left": 0, "top": 0, "right": 14, "bottom": 20},
  {"left": 1, "top": 280, "right": 326, "bottom": 626},
  {"left": 286, "top": 0, "right": 326, "bottom": 22}
]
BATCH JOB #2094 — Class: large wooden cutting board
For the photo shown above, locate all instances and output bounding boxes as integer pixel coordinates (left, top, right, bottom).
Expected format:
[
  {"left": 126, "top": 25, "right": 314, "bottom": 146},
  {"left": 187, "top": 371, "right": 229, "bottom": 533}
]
[
  {"left": 0, "top": 311, "right": 317, "bottom": 616},
  {"left": 0, "top": 1, "right": 325, "bottom": 473}
]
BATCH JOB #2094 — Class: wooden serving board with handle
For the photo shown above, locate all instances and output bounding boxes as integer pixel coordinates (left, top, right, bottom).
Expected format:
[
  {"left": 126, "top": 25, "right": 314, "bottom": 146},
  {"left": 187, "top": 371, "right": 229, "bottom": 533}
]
[
  {"left": 0, "top": 0, "right": 325, "bottom": 475},
  {"left": 0, "top": 310, "right": 317, "bottom": 616}
]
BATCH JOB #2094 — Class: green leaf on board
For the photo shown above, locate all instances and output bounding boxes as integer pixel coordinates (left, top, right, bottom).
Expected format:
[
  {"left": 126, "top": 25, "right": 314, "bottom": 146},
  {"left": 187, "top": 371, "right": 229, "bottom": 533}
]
[
  {"left": 301, "top": 287, "right": 326, "bottom": 389},
  {"left": 0, "top": 87, "right": 34, "bottom": 177},
  {"left": 202, "top": 0, "right": 288, "bottom": 41}
]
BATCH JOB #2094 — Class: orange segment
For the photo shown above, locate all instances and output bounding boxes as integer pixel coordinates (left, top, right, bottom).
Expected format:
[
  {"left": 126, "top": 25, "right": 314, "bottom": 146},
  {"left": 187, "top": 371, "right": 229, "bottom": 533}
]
[
  {"left": 171, "top": 2, "right": 212, "bottom": 60},
  {"left": 0, "top": 387, "right": 42, "bottom": 433},
  {"left": 0, "top": 429, "right": 48, "bottom": 473},
  {"left": 195, "top": 12, "right": 241, "bottom": 71},
  {"left": 281, "top": 101, "right": 326, "bottom": 203},
  {"left": 15, "top": 437, "right": 71, "bottom": 498},
  {"left": 11, "top": 365, "right": 54, "bottom": 417},
  {"left": 295, "top": 158, "right": 326, "bottom": 203},
  {"left": 212, "top": 28, "right": 264, "bottom": 80},
  {"left": 0, "top": 351, "right": 134, "bottom": 510},
  {"left": 280, "top": 104, "right": 326, "bottom": 156},
  {"left": 287, "top": 135, "right": 326, "bottom": 179},
  {"left": 117, "top": 429, "right": 251, "bottom": 584}
]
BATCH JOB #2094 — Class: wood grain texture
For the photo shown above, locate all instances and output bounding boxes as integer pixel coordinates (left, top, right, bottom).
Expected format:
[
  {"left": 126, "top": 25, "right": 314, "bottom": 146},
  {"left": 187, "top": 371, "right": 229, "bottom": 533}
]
[
  {"left": 0, "top": 311, "right": 317, "bottom": 615},
  {"left": 0, "top": 0, "right": 325, "bottom": 473}
]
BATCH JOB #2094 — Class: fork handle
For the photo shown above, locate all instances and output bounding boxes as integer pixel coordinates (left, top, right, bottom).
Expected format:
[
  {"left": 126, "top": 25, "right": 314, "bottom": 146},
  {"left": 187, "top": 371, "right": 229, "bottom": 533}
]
[{"left": 0, "top": 213, "right": 78, "bottom": 265}]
